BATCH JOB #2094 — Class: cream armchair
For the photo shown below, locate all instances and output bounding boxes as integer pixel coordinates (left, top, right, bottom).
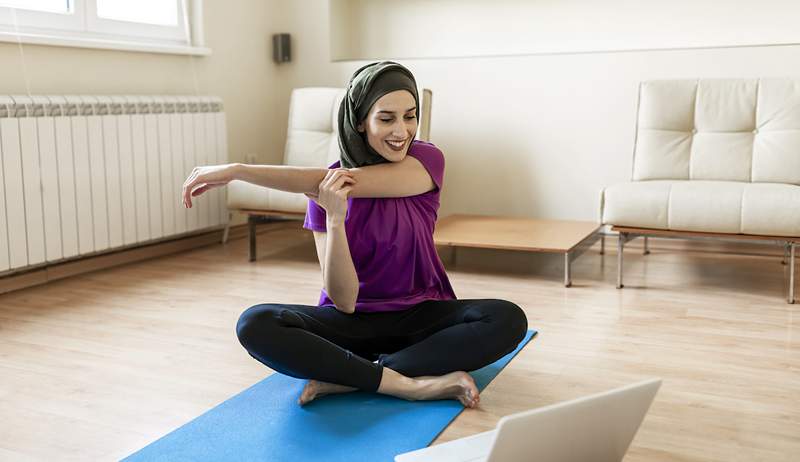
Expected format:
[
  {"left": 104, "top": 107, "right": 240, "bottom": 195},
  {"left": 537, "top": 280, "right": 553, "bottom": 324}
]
[
  {"left": 226, "top": 87, "right": 433, "bottom": 261},
  {"left": 601, "top": 79, "right": 800, "bottom": 303}
]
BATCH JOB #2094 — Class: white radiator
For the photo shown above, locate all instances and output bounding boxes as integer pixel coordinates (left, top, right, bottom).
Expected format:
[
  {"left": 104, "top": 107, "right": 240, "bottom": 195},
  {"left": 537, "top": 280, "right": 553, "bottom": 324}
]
[{"left": 0, "top": 95, "right": 229, "bottom": 275}]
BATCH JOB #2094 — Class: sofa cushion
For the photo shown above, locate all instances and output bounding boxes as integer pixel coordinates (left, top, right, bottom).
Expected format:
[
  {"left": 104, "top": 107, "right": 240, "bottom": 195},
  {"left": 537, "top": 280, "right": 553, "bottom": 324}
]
[
  {"left": 752, "top": 79, "right": 800, "bottom": 184},
  {"left": 226, "top": 180, "right": 307, "bottom": 214},
  {"left": 667, "top": 181, "right": 745, "bottom": 233},
  {"left": 602, "top": 181, "right": 800, "bottom": 237},
  {"left": 633, "top": 79, "right": 800, "bottom": 185},
  {"left": 601, "top": 181, "right": 673, "bottom": 229},
  {"left": 741, "top": 183, "right": 800, "bottom": 236},
  {"left": 284, "top": 88, "right": 344, "bottom": 168}
]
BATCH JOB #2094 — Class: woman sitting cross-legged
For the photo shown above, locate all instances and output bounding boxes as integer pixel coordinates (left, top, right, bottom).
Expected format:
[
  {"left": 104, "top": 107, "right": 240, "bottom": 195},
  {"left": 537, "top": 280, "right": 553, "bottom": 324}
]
[{"left": 181, "top": 61, "right": 528, "bottom": 408}]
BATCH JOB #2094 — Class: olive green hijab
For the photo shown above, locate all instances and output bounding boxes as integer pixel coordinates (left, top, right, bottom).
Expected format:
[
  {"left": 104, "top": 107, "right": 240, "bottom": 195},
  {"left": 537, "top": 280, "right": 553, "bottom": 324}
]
[{"left": 337, "top": 61, "right": 419, "bottom": 168}]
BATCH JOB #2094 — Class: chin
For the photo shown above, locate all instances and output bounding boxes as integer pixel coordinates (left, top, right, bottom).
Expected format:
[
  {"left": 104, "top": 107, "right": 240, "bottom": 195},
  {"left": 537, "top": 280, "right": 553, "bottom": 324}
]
[{"left": 381, "top": 150, "right": 407, "bottom": 162}]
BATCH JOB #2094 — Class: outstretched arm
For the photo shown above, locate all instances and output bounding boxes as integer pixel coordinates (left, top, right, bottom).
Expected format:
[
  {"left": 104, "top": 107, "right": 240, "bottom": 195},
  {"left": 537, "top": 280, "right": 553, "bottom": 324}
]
[{"left": 182, "top": 153, "right": 435, "bottom": 208}]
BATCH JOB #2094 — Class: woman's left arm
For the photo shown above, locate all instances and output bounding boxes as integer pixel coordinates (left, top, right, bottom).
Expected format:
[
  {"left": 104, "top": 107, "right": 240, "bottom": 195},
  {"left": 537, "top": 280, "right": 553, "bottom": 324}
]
[
  {"left": 181, "top": 163, "right": 330, "bottom": 209},
  {"left": 347, "top": 155, "right": 435, "bottom": 198}
]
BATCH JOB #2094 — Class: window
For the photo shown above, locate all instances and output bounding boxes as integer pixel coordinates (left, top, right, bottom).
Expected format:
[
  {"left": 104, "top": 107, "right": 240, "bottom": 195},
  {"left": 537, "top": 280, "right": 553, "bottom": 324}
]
[
  {"left": 97, "top": 1, "right": 178, "bottom": 26},
  {"left": 1, "top": 0, "right": 70, "bottom": 14},
  {"left": 0, "top": 0, "right": 207, "bottom": 55}
]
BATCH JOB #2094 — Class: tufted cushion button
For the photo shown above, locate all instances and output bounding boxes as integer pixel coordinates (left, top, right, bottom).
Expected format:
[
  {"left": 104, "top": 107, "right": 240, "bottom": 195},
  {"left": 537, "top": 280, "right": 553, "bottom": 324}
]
[
  {"left": 691, "top": 128, "right": 697, "bottom": 134},
  {"left": 753, "top": 128, "right": 759, "bottom": 134}
]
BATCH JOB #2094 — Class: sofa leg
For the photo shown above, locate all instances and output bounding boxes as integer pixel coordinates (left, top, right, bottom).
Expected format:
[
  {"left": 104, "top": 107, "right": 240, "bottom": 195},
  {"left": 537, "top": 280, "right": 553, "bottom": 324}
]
[
  {"left": 790, "top": 243, "right": 796, "bottom": 304},
  {"left": 248, "top": 215, "right": 257, "bottom": 262},
  {"left": 600, "top": 233, "right": 605, "bottom": 255},
  {"left": 221, "top": 212, "right": 232, "bottom": 244},
  {"left": 643, "top": 236, "right": 650, "bottom": 255},
  {"left": 617, "top": 232, "right": 625, "bottom": 289}
]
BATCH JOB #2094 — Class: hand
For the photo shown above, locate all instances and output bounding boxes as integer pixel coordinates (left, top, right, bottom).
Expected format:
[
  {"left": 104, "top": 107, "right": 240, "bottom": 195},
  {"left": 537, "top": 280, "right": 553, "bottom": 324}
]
[
  {"left": 315, "top": 169, "right": 356, "bottom": 224},
  {"left": 182, "top": 163, "right": 239, "bottom": 208}
]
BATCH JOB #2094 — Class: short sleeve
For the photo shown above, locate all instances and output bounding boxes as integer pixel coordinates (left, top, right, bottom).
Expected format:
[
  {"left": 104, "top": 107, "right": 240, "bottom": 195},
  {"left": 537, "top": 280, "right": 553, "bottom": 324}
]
[
  {"left": 407, "top": 141, "right": 445, "bottom": 192},
  {"left": 303, "top": 160, "right": 342, "bottom": 232},
  {"left": 303, "top": 198, "right": 327, "bottom": 232}
]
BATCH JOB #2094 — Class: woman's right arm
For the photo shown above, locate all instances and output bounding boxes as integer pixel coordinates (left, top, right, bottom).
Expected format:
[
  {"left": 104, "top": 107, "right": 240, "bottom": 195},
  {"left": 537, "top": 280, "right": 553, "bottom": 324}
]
[
  {"left": 312, "top": 226, "right": 358, "bottom": 314},
  {"left": 311, "top": 170, "right": 359, "bottom": 314}
]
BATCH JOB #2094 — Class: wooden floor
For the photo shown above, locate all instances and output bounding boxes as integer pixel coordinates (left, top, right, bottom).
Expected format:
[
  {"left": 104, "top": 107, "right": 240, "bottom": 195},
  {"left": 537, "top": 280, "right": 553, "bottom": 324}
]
[{"left": 1, "top": 222, "right": 798, "bottom": 461}]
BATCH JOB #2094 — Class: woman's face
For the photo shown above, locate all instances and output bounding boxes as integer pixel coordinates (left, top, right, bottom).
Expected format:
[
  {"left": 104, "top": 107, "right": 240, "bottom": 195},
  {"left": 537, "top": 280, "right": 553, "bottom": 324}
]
[{"left": 357, "top": 90, "right": 417, "bottom": 162}]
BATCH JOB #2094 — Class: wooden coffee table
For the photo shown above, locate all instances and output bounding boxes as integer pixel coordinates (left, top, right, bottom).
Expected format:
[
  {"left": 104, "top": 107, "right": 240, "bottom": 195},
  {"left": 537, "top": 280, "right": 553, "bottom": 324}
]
[{"left": 434, "top": 214, "right": 602, "bottom": 287}]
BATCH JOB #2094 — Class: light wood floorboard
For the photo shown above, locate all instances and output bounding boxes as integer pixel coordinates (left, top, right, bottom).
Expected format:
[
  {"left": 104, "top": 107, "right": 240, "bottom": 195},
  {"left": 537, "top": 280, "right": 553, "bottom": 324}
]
[{"left": 0, "top": 223, "right": 798, "bottom": 461}]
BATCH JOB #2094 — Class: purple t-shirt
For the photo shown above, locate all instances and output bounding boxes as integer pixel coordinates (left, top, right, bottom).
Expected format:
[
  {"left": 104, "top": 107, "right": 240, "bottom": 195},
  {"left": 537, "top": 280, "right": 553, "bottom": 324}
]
[{"left": 303, "top": 140, "right": 457, "bottom": 313}]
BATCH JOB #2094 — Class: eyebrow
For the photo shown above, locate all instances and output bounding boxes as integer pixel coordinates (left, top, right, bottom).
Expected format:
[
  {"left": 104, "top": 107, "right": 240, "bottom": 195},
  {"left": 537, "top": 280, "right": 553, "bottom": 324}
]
[{"left": 377, "top": 107, "right": 417, "bottom": 114}]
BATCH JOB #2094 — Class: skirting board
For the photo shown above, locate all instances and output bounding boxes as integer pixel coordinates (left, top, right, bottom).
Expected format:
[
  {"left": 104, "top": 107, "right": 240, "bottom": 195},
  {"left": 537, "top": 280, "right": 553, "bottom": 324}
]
[{"left": 0, "top": 224, "right": 248, "bottom": 295}]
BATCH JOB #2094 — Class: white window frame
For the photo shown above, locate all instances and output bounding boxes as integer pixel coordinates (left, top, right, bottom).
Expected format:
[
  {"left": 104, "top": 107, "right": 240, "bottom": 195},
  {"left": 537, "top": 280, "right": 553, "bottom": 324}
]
[
  {"left": 0, "top": 0, "right": 209, "bottom": 56},
  {"left": 87, "top": 0, "right": 188, "bottom": 43},
  {"left": 0, "top": 2, "right": 84, "bottom": 32}
]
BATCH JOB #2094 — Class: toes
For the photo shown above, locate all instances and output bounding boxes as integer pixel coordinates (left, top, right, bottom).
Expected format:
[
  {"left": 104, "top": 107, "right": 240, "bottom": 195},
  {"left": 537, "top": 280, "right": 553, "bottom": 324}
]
[
  {"left": 461, "top": 391, "right": 480, "bottom": 408},
  {"left": 298, "top": 381, "right": 316, "bottom": 406},
  {"left": 468, "top": 392, "right": 480, "bottom": 408}
]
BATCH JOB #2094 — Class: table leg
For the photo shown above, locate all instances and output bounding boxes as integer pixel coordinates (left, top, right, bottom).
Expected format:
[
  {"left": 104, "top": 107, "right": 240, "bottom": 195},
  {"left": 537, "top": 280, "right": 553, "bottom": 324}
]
[
  {"left": 564, "top": 252, "right": 572, "bottom": 287},
  {"left": 790, "top": 242, "right": 796, "bottom": 304}
]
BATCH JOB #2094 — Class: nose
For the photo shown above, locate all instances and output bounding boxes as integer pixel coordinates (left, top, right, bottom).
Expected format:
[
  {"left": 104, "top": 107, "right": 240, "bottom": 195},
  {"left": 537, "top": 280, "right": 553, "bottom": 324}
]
[{"left": 392, "top": 120, "right": 407, "bottom": 137}]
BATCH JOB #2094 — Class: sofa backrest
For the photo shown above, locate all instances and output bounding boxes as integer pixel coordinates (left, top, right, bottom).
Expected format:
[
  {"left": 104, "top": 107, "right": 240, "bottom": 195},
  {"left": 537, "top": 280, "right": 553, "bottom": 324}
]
[
  {"left": 283, "top": 86, "right": 432, "bottom": 168},
  {"left": 632, "top": 78, "right": 800, "bottom": 185}
]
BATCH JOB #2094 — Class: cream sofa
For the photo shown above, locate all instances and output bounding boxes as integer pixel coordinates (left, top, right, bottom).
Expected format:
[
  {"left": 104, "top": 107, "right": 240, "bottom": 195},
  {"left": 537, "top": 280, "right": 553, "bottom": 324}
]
[
  {"left": 226, "top": 87, "right": 432, "bottom": 261},
  {"left": 601, "top": 78, "right": 800, "bottom": 303}
]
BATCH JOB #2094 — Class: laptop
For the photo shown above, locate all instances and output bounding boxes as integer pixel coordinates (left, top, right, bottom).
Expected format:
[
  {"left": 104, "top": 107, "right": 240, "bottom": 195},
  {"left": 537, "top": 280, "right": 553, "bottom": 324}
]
[{"left": 395, "top": 378, "right": 661, "bottom": 462}]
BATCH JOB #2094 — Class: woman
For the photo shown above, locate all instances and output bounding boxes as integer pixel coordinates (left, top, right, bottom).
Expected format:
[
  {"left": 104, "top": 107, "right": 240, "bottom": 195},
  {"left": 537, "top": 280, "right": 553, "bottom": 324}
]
[{"left": 182, "top": 62, "right": 528, "bottom": 408}]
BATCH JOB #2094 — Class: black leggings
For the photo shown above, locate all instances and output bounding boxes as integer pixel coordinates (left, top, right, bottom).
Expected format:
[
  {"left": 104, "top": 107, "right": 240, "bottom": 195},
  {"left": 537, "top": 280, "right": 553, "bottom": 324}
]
[{"left": 235, "top": 298, "right": 528, "bottom": 392}]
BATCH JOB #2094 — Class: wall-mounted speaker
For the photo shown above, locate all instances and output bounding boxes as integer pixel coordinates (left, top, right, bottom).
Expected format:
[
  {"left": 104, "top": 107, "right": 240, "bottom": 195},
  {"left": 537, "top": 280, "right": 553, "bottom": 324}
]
[{"left": 272, "top": 33, "right": 291, "bottom": 63}]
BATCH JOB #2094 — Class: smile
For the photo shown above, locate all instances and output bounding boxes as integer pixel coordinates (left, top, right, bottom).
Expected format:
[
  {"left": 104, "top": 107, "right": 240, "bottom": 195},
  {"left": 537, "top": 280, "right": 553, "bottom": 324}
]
[{"left": 385, "top": 139, "right": 407, "bottom": 150}]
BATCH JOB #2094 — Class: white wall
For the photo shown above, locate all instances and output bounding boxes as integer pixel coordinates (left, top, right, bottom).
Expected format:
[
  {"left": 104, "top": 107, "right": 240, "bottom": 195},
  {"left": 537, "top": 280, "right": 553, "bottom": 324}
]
[
  {"left": 3, "top": 1, "right": 799, "bottom": 224},
  {"left": 280, "top": 0, "right": 800, "bottom": 221},
  {"left": 331, "top": 0, "right": 800, "bottom": 60},
  {"left": 0, "top": 0, "right": 292, "bottom": 227}
]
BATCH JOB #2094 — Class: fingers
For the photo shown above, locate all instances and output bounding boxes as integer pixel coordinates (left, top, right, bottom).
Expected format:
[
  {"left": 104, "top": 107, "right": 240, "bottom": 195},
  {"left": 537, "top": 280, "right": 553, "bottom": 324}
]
[
  {"left": 183, "top": 180, "right": 195, "bottom": 208},
  {"left": 191, "top": 185, "right": 207, "bottom": 198},
  {"left": 338, "top": 185, "right": 354, "bottom": 198},
  {"left": 191, "top": 182, "right": 224, "bottom": 197},
  {"left": 320, "top": 169, "right": 337, "bottom": 189},
  {"left": 320, "top": 169, "right": 356, "bottom": 192},
  {"left": 327, "top": 172, "right": 356, "bottom": 193},
  {"left": 182, "top": 167, "right": 200, "bottom": 208},
  {"left": 330, "top": 175, "right": 352, "bottom": 192},
  {"left": 182, "top": 165, "right": 233, "bottom": 208},
  {"left": 339, "top": 168, "right": 356, "bottom": 184}
]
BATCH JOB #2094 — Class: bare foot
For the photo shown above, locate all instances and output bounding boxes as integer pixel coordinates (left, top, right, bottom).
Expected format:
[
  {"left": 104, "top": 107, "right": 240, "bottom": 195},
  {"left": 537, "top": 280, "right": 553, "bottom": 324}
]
[
  {"left": 298, "top": 380, "right": 358, "bottom": 405},
  {"left": 414, "top": 371, "right": 480, "bottom": 408}
]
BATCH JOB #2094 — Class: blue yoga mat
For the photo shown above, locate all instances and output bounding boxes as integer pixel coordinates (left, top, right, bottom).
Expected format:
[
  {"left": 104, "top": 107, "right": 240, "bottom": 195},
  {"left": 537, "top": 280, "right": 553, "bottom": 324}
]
[{"left": 123, "top": 330, "right": 537, "bottom": 462}]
